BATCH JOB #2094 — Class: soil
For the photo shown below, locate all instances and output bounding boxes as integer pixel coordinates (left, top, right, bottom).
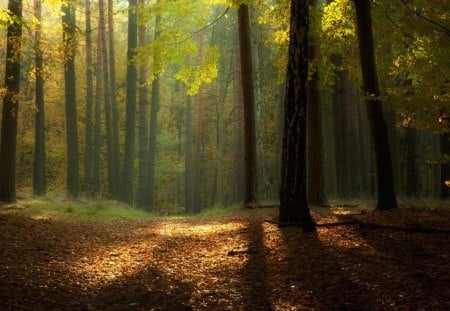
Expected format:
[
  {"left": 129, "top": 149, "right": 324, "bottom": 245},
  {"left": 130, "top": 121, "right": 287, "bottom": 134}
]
[{"left": 1, "top": 204, "right": 449, "bottom": 310}]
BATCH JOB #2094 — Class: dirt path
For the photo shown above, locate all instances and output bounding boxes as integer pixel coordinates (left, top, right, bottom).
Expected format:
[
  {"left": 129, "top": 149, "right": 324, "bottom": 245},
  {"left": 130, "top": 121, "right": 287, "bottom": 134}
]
[{"left": 1, "top": 206, "right": 449, "bottom": 310}]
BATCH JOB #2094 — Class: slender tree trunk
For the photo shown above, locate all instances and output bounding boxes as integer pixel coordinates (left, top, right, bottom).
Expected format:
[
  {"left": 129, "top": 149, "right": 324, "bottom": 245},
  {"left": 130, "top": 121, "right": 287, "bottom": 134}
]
[
  {"left": 307, "top": 0, "right": 327, "bottom": 206},
  {"left": 279, "top": 0, "right": 315, "bottom": 232},
  {"left": 108, "top": 0, "right": 121, "bottom": 197},
  {"left": 441, "top": 132, "right": 450, "bottom": 199},
  {"left": 122, "top": 0, "right": 138, "bottom": 204},
  {"left": 238, "top": 4, "right": 258, "bottom": 206},
  {"left": 0, "top": 0, "right": 22, "bottom": 202},
  {"left": 353, "top": 0, "right": 397, "bottom": 210},
  {"left": 136, "top": 11, "right": 149, "bottom": 208},
  {"left": 147, "top": 12, "right": 162, "bottom": 211},
  {"left": 185, "top": 95, "right": 195, "bottom": 213},
  {"left": 33, "top": 0, "right": 45, "bottom": 196},
  {"left": 405, "top": 126, "right": 420, "bottom": 197},
  {"left": 84, "top": 0, "right": 94, "bottom": 195},
  {"left": 99, "top": 0, "right": 116, "bottom": 197},
  {"left": 92, "top": 26, "right": 103, "bottom": 195},
  {"left": 233, "top": 49, "right": 245, "bottom": 204},
  {"left": 62, "top": 1, "right": 79, "bottom": 199}
]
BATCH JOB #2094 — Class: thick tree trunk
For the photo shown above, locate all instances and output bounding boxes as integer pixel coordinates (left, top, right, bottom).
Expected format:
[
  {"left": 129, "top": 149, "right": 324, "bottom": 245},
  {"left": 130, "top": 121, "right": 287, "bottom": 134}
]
[
  {"left": 122, "top": 0, "right": 138, "bottom": 204},
  {"left": 136, "top": 12, "right": 149, "bottom": 208},
  {"left": 108, "top": 0, "right": 121, "bottom": 197},
  {"left": 83, "top": 0, "right": 94, "bottom": 195},
  {"left": 147, "top": 13, "right": 162, "bottom": 211},
  {"left": 62, "top": 1, "right": 79, "bottom": 199},
  {"left": 405, "top": 126, "right": 420, "bottom": 197},
  {"left": 33, "top": 0, "right": 46, "bottom": 197},
  {"left": 307, "top": 0, "right": 327, "bottom": 206},
  {"left": 353, "top": 0, "right": 397, "bottom": 210},
  {"left": 233, "top": 49, "right": 245, "bottom": 204},
  {"left": 185, "top": 95, "right": 195, "bottom": 213},
  {"left": 0, "top": 0, "right": 22, "bottom": 202},
  {"left": 279, "top": 0, "right": 315, "bottom": 232},
  {"left": 238, "top": 4, "right": 258, "bottom": 206}
]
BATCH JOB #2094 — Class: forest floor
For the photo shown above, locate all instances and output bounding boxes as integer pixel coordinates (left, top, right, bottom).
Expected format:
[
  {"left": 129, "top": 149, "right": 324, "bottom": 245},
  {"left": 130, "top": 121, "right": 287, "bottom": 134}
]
[{"left": 0, "top": 199, "right": 449, "bottom": 310}]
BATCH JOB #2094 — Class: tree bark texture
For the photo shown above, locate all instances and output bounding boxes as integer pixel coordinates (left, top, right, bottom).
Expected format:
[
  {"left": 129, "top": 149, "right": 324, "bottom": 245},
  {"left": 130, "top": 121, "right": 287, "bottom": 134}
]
[
  {"left": 122, "top": 0, "right": 138, "bottom": 204},
  {"left": 92, "top": 26, "right": 103, "bottom": 195},
  {"left": 279, "top": 0, "right": 315, "bottom": 232},
  {"left": 185, "top": 95, "right": 195, "bottom": 213},
  {"left": 62, "top": 1, "right": 79, "bottom": 199},
  {"left": 353, "top": 0, "right": 397, "bottom": 210},
  {"left": 33, "top": 0, "right": 46, "bottom": 197},
  {"left": 238, "top": 4, "right": 258, "bottom": 206},
  {"left": 0, "top": 0, "right": 22, "bottom": 202}
]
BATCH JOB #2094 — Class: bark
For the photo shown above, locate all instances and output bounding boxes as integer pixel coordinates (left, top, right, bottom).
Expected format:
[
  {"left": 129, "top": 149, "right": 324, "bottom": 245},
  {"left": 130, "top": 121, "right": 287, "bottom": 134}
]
[
  {"left": 147, "top": 12, "right": 162, "bottom": 211},
  {"left": 136, "top": 12, "right": 149, "bottom": 208},
  {"left": 33, "top": 0, "right": 46, "bottom": 197},
  {"left": 122, "top": 0, "right": 138, "bottom": 204},
  {"left": 353, "top": 0, "right": 397, "bottom": 210},
  {"left": 238, "top": 4, "right": 258, "bottom": 206},
  {"left": 405, "top": 127, "right": 420, "bottom": 197},
  {"left": 84, "top": 0, "right": 94, "bottom": 195},
  {"left": 279, "top": 0, "right": 316, "bottom": 232},
  {"left": 185, "top": 95, "right": 195, "bottom": 214},
  {"left": 307, "top": 0, "right": 327, "bottom": 206},
  {"left": 62, "top": 1, "right": 79, "bottom": 199},
  {"left": 108, "top": 0, "right": 121, "bottom": 197},
  {"left": 0, "top": 0, "right": 22, "bottom": 202},
  {"left": 92, "top": 26, "right": 103, "bottom": 195}
]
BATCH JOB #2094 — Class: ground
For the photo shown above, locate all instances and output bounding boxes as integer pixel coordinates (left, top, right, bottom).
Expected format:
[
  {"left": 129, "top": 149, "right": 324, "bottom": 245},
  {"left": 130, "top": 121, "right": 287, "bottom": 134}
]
[{"left": 0, "top": 200, "right": 449, "bottom": 310}]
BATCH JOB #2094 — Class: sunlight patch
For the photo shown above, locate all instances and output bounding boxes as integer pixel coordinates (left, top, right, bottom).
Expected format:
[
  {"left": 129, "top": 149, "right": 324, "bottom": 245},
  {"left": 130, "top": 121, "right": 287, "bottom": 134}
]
[{"left": 152, "top": 221, "right": 247, "bottom": 237}]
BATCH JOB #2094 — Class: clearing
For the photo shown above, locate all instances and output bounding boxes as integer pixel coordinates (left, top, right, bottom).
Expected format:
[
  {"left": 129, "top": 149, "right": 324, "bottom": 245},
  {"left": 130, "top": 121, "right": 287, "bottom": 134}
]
[{"left": 1, "top": 199, "right": 449, "bottom": 310}]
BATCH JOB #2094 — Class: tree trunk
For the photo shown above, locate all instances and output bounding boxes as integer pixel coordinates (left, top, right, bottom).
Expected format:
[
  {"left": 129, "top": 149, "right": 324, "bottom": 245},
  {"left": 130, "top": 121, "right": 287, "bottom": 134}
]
[
  {"left": 0, "top": 0, "right": 22, "bottom": 202},
  {"left": 441, "top": 132, "right": 450, "bottom": 199},
  {"left": 307, "top": 0, "right": 327, "bottom": 206},
  {"left": 147, "top": 12, "right": 162, "bottom": 211},
  {"left": 185, "top": 95, "right": 195, "bottom": 213},
  {"left": 136, "top": 10, "right": 149, "bottom": 208},
  {"left": 279, "top": 0, "right": 315, "bottom": 232},
  {"left": 122, "top": 0, "right": 138, "bottom": 204},
  {"left": 238, "top": 4, "right": 258, "bottom": 206},
  {"left": 353, "top": 0, "right": 397, "bottom": 210},
  {"left": 33, "top": 0, "right": 46, "bottom": 197},
  {"left": 108, "top": 0, "right": 121, "bottom": 197},
  {"left": 83, "top": 0, "right": 94, "bottom": 196},
  {"left": 62, "top": 1, "right": 79, "bottom": 199},
  {"left": 99, "top": 0, "right": 116, "bottom": 197},
  {"left": 405, "top": 126, "right": 420, "bottom": 197}
]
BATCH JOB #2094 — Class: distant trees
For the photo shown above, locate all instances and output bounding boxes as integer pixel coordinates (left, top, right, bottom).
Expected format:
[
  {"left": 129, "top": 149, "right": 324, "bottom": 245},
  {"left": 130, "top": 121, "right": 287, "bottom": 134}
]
[
  {"left": 0, "top": 0, "right": 22, "bottom": 202},
  {"left": 279, "top": 0, "right": 316, "bottom": 232}
]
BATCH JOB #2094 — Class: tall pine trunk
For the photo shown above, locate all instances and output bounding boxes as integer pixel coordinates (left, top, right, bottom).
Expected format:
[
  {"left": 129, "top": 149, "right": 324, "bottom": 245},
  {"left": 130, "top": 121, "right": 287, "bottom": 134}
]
[
  {"left": 122, "top": 0, "right": 138, "bottom": 204},
  {"left": 238, "top": 4, "right": 258, "bottom": 206},
  {"left": 62, "top": 1, "right": 79, "bottom": 199},
  {"left": 353, "top": 0, "right": 397, "bottom": 210},
  {"left": 0, "top": 0, "right": 22, "bottom": 202},
  {"left": 33, "top": 0, "right": 46, "bottom": 196},
  {"left": 147, "top": 11, "right": 162, "bottom": 211},
  {"left": 185, "top": 95, "right": 195, "bottom": 213},
  {"left": 108, "top": 0, "right": 121, "bottom": 197},
  {"left": 279, "top": 0, "right": 315, "bottom": 232},
  {"left": 92, "top": 43, "right": 102, "bottom": 195},
  {"left": 84, "top": 0, "right": 94, "bottom": 195}
]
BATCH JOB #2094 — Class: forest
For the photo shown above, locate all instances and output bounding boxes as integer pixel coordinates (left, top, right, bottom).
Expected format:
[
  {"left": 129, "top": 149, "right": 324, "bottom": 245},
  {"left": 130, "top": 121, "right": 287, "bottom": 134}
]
[{"left": 0, "top": 0, "right": 449, "bottom": 309}]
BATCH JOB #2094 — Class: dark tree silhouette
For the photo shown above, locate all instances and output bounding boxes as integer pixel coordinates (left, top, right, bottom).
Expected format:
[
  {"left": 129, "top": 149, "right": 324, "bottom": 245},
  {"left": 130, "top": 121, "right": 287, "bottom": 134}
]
[{"left": 279, "top": 0, "right": 316, "bottom": 232}]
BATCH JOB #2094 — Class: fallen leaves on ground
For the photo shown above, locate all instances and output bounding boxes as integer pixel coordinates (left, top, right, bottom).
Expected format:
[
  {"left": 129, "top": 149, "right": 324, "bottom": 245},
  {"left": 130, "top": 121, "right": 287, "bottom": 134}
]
[{"left": 0, "top": 204, "right": 449, "bottom": 310}]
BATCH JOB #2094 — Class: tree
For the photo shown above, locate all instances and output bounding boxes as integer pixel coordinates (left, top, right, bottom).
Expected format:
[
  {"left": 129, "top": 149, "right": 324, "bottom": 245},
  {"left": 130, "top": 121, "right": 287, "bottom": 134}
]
[
  {"left": 0, "top": 0, "right": 22, "bottom": 202},
  {"left": 307, "top": 0, "right": 327, "bottom": 206},
  {"left": 185, "top": 95, "right": 195, "bottom": 213},
  {"left": 441, "top": 132, "right": 450, "bottom": 199},
  {"left": 237, "top": 3, "right": 258, "bottom": 206},
  {"left": 353, "top": 0, "right": 397, "bottom": 210},
  {"left": 122, "top": 0, "right": 138, "bottom": 204},
  {"left": 84, "top": 0, "right": 94, "bottom": 195},
  {"left": 33, "top": 0, "right": 46, "bottom": 196},
  {"left": 279, "top": 0, "right": 316, "bottom": 232}
]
